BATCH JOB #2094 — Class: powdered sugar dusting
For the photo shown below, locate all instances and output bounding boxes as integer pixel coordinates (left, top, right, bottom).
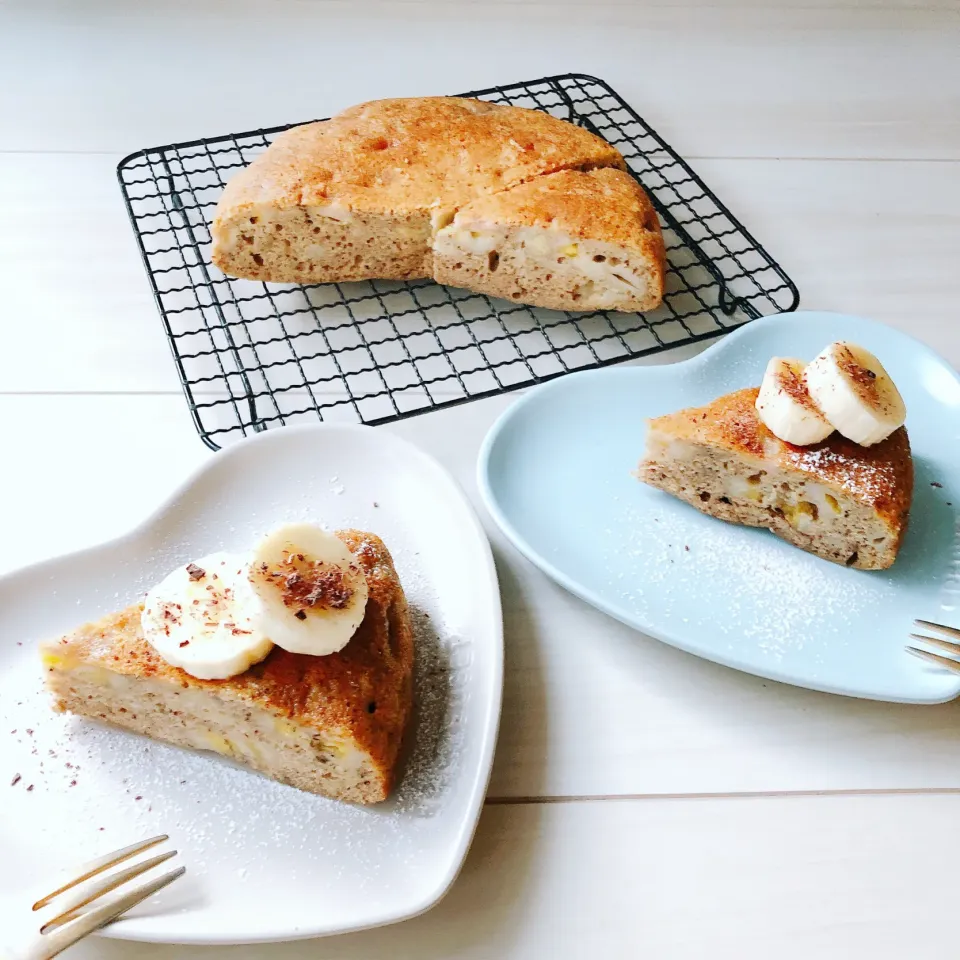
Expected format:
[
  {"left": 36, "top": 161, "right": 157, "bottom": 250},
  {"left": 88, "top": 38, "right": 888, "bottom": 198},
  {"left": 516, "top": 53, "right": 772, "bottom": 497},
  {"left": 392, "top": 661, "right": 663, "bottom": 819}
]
[
  {"left": 782, "top": 437, "right": 904, "bottom": 503},
  {"left": 604, "top": 504, "right": 861, "bottom": 665},
  {"left": 592, "top": 466, "right": 957, "bottom": 687},
  {"left": 0, "top": 581, "right": 465, "bottom": 882}
]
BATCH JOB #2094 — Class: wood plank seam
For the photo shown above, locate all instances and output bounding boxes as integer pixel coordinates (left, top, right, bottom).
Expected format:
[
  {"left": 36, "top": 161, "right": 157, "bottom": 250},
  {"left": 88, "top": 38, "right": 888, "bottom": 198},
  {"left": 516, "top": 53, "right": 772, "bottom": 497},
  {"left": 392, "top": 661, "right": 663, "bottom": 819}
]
[{"left": 485, "top": 786, "right": 960, "bottom": 804}]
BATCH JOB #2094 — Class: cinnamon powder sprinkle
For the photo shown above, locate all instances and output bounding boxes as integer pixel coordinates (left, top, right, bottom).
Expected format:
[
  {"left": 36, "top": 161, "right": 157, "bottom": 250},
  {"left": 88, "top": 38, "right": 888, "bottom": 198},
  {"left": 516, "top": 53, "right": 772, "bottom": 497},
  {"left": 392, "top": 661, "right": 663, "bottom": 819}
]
[
  {"left": 838, "top": 348, "right": 878, "bottom": 387},
  {"left": 256, "top": 555, "right": 355, "bottom": 613}
]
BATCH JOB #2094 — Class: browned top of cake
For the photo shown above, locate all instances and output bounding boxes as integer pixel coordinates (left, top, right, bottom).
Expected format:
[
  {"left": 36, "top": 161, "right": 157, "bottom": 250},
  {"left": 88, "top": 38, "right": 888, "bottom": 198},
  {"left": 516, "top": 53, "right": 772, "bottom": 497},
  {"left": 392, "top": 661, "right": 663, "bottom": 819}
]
[
  {"left": 213, "top": 96, "right": 626, "bottom": 222},
  {"left": 648, "top": 387, "right": 914, "bottom": 525},
  {"left": 49, "top": 530, "right": 414, "bottom": 778}
]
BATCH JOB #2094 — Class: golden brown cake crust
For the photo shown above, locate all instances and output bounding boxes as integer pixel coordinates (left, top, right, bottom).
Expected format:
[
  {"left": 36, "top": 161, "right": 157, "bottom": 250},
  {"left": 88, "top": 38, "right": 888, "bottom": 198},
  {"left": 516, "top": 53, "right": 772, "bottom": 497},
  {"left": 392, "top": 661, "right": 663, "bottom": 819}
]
[
  {"left": 213, "top": 97, "right": 625, "bottom": 222},
  {"left": 648, "top": 387, "right": 913, "bottom": 528},
  {"left": 47, "top": 530, "right": 413, "bottom": 790}
]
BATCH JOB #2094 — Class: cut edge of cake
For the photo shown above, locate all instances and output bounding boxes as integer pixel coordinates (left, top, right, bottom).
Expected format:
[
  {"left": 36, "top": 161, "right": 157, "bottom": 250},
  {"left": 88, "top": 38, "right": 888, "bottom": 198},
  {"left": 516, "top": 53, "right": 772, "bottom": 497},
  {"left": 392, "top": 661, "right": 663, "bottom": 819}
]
[{"left": 432, "top": 168, "right": 665, "bottom": 313}]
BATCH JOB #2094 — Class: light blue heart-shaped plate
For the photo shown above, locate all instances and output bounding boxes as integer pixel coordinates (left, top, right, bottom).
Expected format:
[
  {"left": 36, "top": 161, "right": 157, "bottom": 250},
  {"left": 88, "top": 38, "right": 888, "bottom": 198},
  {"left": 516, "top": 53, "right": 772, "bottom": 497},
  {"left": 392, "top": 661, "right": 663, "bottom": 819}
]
[{"left": 478, "top": 312, "right": 960, "bottom": 703}]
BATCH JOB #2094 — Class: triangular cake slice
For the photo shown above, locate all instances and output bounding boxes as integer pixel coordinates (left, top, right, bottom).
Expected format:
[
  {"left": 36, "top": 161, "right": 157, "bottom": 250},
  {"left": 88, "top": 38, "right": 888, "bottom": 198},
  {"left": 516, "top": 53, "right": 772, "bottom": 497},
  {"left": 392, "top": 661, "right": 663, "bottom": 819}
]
[
  {"left": 432, "top": 167, "right": 665, "bottom": 313},
  {"left": 637, "top": 387, "right": 913, "bottom": 570},
  {"left": 40, "top": 531, "right": 413, "bottom": 803}
]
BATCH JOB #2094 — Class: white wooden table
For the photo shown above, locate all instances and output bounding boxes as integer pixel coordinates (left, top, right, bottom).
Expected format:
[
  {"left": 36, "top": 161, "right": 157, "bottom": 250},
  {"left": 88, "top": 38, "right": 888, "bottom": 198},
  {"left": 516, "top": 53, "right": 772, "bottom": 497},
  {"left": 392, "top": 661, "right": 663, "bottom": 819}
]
[{"left": 3, "top": 0, "right": 960, "bottom": 955}]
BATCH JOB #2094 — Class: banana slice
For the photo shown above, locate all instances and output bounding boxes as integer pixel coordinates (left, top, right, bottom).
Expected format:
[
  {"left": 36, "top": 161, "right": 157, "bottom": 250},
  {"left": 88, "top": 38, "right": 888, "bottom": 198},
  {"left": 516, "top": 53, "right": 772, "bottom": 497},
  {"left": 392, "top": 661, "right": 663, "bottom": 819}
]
[
  {"left": 248, "top": 523, "right": 369, "bottom": 656},
  {"left": 803, "top": 342, "right": 906, "bottom": 446},
  {"left": 142, "top": 551, "right": 273, "bottom": 680},
  {"left": 755, "top": 357, "right": 833, "bottom": 445}
]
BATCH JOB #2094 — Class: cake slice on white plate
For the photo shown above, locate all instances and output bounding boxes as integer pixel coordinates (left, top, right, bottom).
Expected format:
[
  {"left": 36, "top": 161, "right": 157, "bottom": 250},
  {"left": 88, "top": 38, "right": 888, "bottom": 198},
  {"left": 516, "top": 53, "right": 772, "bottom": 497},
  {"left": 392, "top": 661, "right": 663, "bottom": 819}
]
[{"left": 40, "top": 529, "right": 414, "bottom": 803}]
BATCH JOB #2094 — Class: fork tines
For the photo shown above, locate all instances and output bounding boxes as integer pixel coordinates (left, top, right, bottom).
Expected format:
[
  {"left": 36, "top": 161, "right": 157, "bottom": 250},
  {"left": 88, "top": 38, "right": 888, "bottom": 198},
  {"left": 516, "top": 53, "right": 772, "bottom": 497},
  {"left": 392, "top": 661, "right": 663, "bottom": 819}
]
[
  {"left": 906, "top": 618, "right": 960, "bottom": 674},
  {"left": 33, "top": 835, "right": 184, "bottom": 955}
]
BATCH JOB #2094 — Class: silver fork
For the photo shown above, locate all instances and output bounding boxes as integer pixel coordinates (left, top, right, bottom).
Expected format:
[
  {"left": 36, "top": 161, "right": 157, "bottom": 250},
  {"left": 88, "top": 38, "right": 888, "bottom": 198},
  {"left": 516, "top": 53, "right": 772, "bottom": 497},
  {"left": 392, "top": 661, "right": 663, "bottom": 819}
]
[
  {"left": 2, "top": 835, "right": 184, "bottom": 960},
  {"left": 906, "top": 619, "right": 960, "bottom": 673}
]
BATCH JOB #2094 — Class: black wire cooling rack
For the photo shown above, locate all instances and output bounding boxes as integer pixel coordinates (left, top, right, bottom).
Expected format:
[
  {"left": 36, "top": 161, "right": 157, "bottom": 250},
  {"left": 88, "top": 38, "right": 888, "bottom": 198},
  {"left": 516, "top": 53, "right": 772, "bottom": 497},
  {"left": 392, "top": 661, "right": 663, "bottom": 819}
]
[{"left": 118, "top": 73, "right": 799, "bottom": 450}]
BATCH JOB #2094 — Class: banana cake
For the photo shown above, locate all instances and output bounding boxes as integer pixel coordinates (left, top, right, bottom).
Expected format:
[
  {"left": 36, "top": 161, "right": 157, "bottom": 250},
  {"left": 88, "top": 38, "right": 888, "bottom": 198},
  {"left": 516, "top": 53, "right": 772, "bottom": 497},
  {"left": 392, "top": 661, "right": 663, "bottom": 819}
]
[
  {"left": 211, "top": 96, "right": 665, "bottom": 313},
  {"left": 40, "top": 530, "right": 414, "bottom": 804},
  {"left": 638, "top": 387, "right": 913, "bottom": 570}
]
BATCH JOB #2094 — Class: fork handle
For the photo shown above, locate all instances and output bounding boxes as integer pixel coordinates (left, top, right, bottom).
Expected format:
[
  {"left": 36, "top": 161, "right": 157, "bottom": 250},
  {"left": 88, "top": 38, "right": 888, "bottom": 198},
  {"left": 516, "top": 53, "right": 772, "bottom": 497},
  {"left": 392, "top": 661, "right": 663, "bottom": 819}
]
[
  {"left": 0, "top": 936, "right": 57, "bottom": 960},
  {"left": 3, "top": 925, "right": 102, "bottom": 960}
]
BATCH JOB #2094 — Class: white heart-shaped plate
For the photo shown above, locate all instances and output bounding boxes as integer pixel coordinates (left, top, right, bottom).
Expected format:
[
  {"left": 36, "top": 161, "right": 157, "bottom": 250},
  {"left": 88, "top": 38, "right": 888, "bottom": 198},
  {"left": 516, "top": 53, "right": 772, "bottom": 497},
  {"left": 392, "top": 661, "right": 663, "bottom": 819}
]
[
  {"left": 478, "top": 311, "right": 960, "bottom": 704},
  {"left": 0, "top": 424, "right": 502, "bottom": 944}
]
